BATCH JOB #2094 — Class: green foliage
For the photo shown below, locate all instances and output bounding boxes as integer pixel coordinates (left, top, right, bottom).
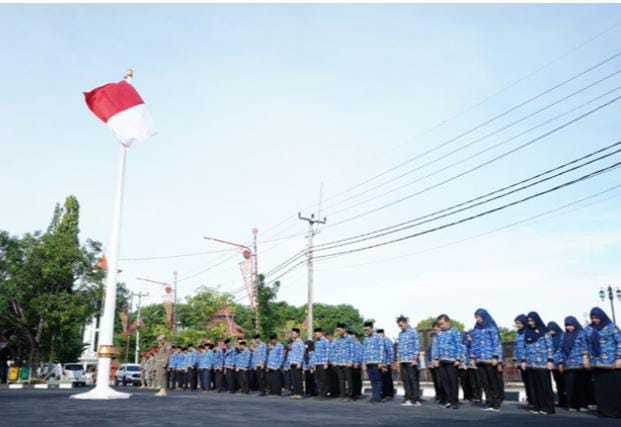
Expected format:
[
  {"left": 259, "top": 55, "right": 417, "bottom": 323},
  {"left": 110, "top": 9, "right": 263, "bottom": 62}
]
[
  {"left": 0, "top": 196, "right": 103, "bottom": 363},
  {"left": 499, "top": 327, "right": 516, "bottom": 343}
]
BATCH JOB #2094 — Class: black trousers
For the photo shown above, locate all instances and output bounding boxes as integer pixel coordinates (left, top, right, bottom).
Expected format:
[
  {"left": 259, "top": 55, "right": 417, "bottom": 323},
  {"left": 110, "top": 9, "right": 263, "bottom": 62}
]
[
  {"left": 592, "top": 368, "right": 621, "bottom": 418},
  {"left": 551, "top": 369, "right": 566, "bottom": 406},
  {"left": 314, "top": 365, "right": 328, "bottom": 398},
  {"left": 400, "top": 363, "right": 421, "bottom": 403},
  {"left": 430, "top": 368, "right": 445, "bottom": 402},
  {"left": 167, "top": 369, "right": 175, "bottom": 389},
  {"left": 178, "top": 370, "right": 188, "bottom": 390},
  {"left": 518, "top": 366, "right": 531, "bottom": 404},
  {"left": 214, "top": 369, "right": 225, "bottom": 392},
  {"left": 291, "top": 366, "right": 304, "bottom": 396},
  {"left": 437, "top": 362, "right": 459, "bottom": 405},
  {"left": 189, "top": 368, "right": 198, "bottom": 391},
  {"left": 467, "top": 369, "right": 482, "bottom": 401},
  {"left": 477, "top": 363, "right": 502, "bottom": 409},
  {"left": 304, "top": 370, "right": 317, "bottom": 396},
  {"left": 328, "top": 366, "right": 339, "bottom": 397},
  {"left": 381, "top": 366, "right": 395, "bottom": 398},
  {"left": 237, "top": 370, "right": 249, "bottom": 393},
  {"left": 526, "top": 368, "right": 555, "bottom": 414},
  {"left": 255, "top": 367, "right": 267, "bottom": 394},
  {"left": 337, "top": 366, "right": 353, "bottom": 398},
  {"left": 352, "top": 366, "right": 362, "bottom": 398},
  {"left": 564, "top": 369, "right": 587, "bottom": 410},
  {"left": 268, "top": 369, "right": 282, "bottom": 395},
  {"left": 225, "top": 368, "right": 237, "bottom": 393}
]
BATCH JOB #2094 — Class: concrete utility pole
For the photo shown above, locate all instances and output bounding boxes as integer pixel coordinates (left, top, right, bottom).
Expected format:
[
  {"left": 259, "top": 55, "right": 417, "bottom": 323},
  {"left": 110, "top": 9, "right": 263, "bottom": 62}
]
[
  {"left": 173, "top": 271, "right": 178, "bottom": 342},
  {"left": 131, "top": 291, "right": 149, "bottom": 364},
  {"left": 298, "top": 212, "right": 327, "bottom": 340},
  {"left": 252, "top": 228, "right": 260, "bottom": 334}
]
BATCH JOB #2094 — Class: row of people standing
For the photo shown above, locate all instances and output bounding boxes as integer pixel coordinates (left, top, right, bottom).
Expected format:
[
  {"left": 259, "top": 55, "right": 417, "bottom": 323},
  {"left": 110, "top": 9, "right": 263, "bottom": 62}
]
[{"left": 513, "top": 307, "right": 621, "bottom": 417}]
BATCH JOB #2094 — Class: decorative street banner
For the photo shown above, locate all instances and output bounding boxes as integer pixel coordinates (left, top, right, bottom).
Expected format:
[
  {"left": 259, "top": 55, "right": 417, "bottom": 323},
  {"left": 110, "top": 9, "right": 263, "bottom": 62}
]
[{"left": 238, "top": 258, "right": 256, "bottom": 309}]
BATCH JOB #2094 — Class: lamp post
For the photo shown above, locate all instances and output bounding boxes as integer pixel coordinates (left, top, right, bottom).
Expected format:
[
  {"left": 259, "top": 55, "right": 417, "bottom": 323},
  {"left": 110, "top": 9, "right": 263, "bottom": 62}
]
[{"left": 599, "top": 285, "right": 621, "bottom": 324}]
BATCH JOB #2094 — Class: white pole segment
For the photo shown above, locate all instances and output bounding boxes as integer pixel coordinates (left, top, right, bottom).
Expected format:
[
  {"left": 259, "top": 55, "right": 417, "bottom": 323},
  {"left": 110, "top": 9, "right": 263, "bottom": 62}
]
[{"left": 71, "top": 144, "right": 131, "bottom": 400}]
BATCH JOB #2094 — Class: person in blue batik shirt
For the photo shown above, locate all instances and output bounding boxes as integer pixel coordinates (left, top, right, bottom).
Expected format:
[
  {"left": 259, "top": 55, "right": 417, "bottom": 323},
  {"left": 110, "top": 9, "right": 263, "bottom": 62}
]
[
  {"left": 213, "top": 342, "right": 225, "bottom": 392},
  {"left": 251, "top": 334, "right": 268, "bottom": 396},
  {"left": 333, "top": 323, "right": 354, "bottom": 401},
  {"left": 558, "top": 316, "right": 589, "bottom": 412},
  {"left": 396, "top": 315, "right": 422, "bottom": 406},
  {"left": 431, "top": 314, "right": 464, "bottom": 409},
  {"left": 513, "top": 314, "right": 531, "bottom": 406},
  {"left": 235, "top": 340, "right": 252, "bottom": 394},
  {"left": 326, "top": 332, "right": 340, "bottom": 398},
  {"left": 288, "top": 328, "right": 305, "bottom": 399},
  {"left": 223, "top": 339, "right": 238, "bottom": 394},
  {"left": 187, "top": 345, "right": 199, "bottom": 391},
  {"left": 350, "top": 331, "right": 364, "bottom": 399},
  {"left": 585, "top": 307, "right": 621, "bottom": 418},
  {"left": 470, "top": 308, "right": 503, "bottom": 411},
  {"left": 362, "top": 321, "right": 385, "bottom": 403},
  {"left": 267, "top": 334, "right": 284, "bottom": 396},
  {"left": 521, "top": 311, "right": 555, "bottom": 415},
  {"left": 547, "top": 321, "right": 566, "bottom": 408},
  {"left": 312, "top": 328, "right": 330, "bottom": 399},
  {"left": 303, "top": 340, "right": 317, "bottom": 397},
  {"left": 377, "top": 329, "right": 395, "bottom": 400}
]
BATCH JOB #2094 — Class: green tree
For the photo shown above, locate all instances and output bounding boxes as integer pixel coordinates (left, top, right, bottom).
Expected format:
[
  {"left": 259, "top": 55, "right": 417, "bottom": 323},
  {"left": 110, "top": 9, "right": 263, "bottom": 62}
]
[
  {"left": 415, "top": 316, "right": 465, "bottom": 331},
  {"left": 499, "top": 327, "right": 516, "bottom": 343},
  {"left": 0, "top": 196, "right": 103, "bottom": 363}
]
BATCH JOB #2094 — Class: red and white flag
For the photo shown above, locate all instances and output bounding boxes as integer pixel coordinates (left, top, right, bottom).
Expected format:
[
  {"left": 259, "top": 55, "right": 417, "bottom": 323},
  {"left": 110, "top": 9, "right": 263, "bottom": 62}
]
[{"left": 84, "top": 80, "right": 156, "bottom": 147}]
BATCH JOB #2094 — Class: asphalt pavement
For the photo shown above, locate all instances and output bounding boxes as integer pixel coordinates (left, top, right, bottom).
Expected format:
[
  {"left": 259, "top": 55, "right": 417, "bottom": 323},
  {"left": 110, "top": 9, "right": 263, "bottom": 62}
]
[{"left": 1, "top": 387, "right": 618, "bottom": 427}]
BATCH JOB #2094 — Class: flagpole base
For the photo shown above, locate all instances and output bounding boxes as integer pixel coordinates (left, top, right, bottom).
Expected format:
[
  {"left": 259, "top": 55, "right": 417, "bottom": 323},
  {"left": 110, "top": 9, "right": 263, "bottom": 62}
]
[{"left": 70, "top": 385, "right": 131, "bottom": 400}]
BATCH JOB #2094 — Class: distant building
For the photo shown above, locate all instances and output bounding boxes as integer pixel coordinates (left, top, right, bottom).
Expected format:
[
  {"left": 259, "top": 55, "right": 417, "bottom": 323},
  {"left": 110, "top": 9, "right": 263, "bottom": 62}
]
[{"left": 209, "top": 305, "right": 244, "bottom": 338}]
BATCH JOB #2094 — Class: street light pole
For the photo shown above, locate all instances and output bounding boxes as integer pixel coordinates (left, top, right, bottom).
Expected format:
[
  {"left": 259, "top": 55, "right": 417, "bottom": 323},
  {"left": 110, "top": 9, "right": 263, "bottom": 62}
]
[
  {"left": 131, "top": 291, "right": 148, "bottom": 364},
  {"left": 298, "top": 213, "right": 327, "bottom": 341},
  {"left": 599, "top": 285, "right": 621, "bottom": 324},
  {"left": 252, "top": 228, "right": 260, "bottom": 334}
]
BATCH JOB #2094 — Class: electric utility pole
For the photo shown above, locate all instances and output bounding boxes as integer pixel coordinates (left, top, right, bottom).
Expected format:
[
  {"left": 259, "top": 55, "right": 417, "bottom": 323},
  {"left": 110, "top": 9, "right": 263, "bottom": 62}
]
[
  {"left": 298, "top": 212, "right": 326, "bottom": 340},
  {"left": 131, "top": 291, "right": 149, "bottom": 364}
]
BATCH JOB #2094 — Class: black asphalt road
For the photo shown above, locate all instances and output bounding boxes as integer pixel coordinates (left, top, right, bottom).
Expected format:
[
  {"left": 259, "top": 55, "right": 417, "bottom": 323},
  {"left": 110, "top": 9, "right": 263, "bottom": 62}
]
[{"left": 1, "top": 387, "right": 618, "bottom": 427}]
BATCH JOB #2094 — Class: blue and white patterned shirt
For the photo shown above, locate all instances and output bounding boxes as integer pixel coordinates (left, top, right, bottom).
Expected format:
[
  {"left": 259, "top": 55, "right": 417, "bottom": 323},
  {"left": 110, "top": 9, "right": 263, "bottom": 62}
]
[
  {"left": 584, "top": 323, "right": 621, "bottom": 368},
  {"left": 383, "top": 337, "right": 394, "bottom": 365},
  {"left": 333, "top": 335, "right": 354, "bottom": 366},
  {"left": 432, "top": 327, "right": 465, "bottom": 362},
  {"left": 251, "top": 342, "right": 267, "bottom": 368},
  {"left": 267, "top": 342, "right": 284, "bottom": 370},
  {"left": 289, "top": 338, "right": 305, "bottom": 367},
  {"left": 362, "top": 332, "right": 385, "bottom": 364},
  {"left": 235, "top": 348, "right": 251, "bottom": 369},
  {"left": 313, "top": 336, "right": 330, "bottom": 366},
  {"left": 522, "top": 333, "right": 554, "bottom": 368},
  {"left": 187, "top": 350, "right": 198, "bottom": 368},
  {"left": 397, "top": 326, "right": 421, "bottom": 363},
  {"left": 512, "top": 333, "right": 525, "bottom": 362},
  {"left": 224, "top": 347, "right": 237, "bottom": 369},
  {"left": 559, "top": 330, "right": 588, "bottom": 370},
  {"left": 470, "top": 326, "right": 502, "bottom": 363},
  {"left": 353, "top": 340, "right": 363, "bottom": 365}
]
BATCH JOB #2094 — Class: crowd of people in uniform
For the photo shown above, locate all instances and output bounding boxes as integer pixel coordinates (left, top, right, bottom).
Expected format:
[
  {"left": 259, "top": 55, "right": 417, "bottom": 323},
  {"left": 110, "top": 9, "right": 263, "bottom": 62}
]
[{"left": 139, "top": 306, "right": 621, "bottom": 418}]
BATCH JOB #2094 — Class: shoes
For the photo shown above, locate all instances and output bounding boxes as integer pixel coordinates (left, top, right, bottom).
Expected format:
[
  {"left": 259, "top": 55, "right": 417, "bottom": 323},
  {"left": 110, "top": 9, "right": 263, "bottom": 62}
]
[
  {"left": 401, "top": 401, "right": 413, "bottom": 407},
  {"left": 483, "top": 407, "right": 500, "bottom": 412},
  {"left": 413, "top": 401, "right": 422, "bottom": 407},
  {"left": 530, "top": 410, "right": 540, "bottom": 415},
  {"left": 444, "top": 403, "right": 452, "bottom": 409}
]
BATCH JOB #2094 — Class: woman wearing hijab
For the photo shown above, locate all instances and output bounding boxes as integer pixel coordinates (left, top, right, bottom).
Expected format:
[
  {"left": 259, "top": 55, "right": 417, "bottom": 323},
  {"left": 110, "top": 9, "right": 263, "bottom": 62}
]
[
  {"left": 585, "top": 307, "right": 621, "bottom": 418},
  {"left": 521, "top": 311, "right": 555, "bottom": 415},
  {"left": 470, "top": 308, "right": 503, "bottom": 411},
  {"left": 546, "top": 321, "right": 566, "bottom": 407},
  {"left": 558, "top": 316, "right": 588, "bottom": 411},
  {"left": 513, "top": 314, "right": 531, "bottom": 406}
]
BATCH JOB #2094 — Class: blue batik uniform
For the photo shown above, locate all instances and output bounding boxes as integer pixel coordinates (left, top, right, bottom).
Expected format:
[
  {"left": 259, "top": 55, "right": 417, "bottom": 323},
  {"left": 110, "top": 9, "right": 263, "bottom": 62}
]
[
  {"left": 333, "top": 335, "right": 354, "bottom": 366},
  {"left": 362, "top": 332, "right": 385, "bottom": 364},
  {"left": 187, "top": 349, "right": 198, "bottom": 369},
  {"left": 199, "top": 350, "right": 214, "bottom": 369},
  {"left": 168, "top": 352, "right": 179, "bottom": 369},
  {"left": 513, "top": 332, "right": 525, "bottom": 363},
  {"left": 352, "top": 340, "right": 363, "bottom": 365},
  {"left": 289, "top": 339, "right": 305, "bottom": 367},
  {"left": 383, "top": 337, "right": 394, "bottom": 365},
  {"left": 397, "top": 326, "right": 421, "bottom": 363},
  {"left": 328, "top": 340, "right": 338, "bottom": 365},
  {"left": 313, "top": 336, "right": 329, "bottom": 366},
  {"left": 471, "top": 326, "right": 501, "bottom": 363},
  {"left": 177, "top": 352, "right": 188, "bottom": 371},
  {"left": 213, "top": 348, "right": 224, "bottom": 369},
  {"left": 432, "top": 327, "right": 465, "bottom": 362},
  {"left": 267, "top": 342, "right": 284, "bottom": 370},
  {"left": 523, "top": 333, "right": 554, "bottom": 368},
  {"left": 224, "top": 348, "right": 237, "bottom": 369},
  {"left": 559, "top": 330, "right": 588, "bottom": 369},
  {"left": 251, "top": 342, "right": 267, "bottom": 368},
  {"left": 585, "top": 322, "right": 621, "bottom": 368},
  {"left": 235, "top": 348, "right": 251, "bottom": 369}
]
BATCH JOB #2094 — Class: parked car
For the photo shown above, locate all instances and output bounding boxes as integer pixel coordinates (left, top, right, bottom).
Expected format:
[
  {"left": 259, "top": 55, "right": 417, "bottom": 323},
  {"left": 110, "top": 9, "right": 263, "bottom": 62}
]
[
  {"left": 114, "top": 363, "right": 142, "bottom": 386},
  {"left": 63, "top": 363, "right": 86, "bottom": 386}
]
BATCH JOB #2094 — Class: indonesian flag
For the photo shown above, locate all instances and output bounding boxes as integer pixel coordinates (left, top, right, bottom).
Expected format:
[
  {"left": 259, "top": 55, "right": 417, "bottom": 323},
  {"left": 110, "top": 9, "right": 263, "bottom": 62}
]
[{"left": 84, "top": 80, "right": 156, "bottom": 147}]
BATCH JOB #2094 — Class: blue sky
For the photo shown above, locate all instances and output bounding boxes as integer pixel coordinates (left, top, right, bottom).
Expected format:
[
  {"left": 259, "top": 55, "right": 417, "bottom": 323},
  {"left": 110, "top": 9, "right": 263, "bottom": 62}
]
[{"left": 2, "top": 4, "right": 621, "bottom": 336}]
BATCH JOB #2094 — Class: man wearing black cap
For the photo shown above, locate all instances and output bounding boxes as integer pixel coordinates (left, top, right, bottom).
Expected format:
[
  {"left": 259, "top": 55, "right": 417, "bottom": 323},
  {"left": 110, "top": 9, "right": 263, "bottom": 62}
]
[
  {"left": 313, "top": 327, "right": 329, "bottom": 399},
  {"left": 251, "top": 334, "right": 268, "bottom": 396},
  {"left": 289, "top": 328, "right": 305, "bottom": 399},
  {"left": 236, "top": 340, "right": 251, "bottom": 394},
  {"left": 377, "top": 329, "right": 396, "bottom": 400},
  {"left": 266, "top": 334, "right": 284, "bottom": 395}
]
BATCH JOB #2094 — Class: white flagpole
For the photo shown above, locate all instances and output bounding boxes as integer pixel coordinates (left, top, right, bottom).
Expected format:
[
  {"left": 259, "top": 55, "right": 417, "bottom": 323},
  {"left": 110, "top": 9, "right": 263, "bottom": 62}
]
[{"left": 72, "top": 71, "right": 135, "bottom": 400}]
